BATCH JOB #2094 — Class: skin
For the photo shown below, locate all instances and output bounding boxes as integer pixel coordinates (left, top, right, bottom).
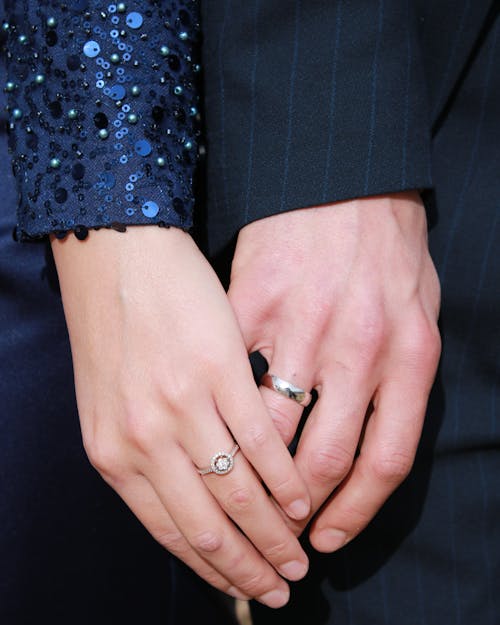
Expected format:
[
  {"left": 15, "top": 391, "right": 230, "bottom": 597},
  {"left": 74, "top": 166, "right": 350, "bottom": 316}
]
[
  {"left": 228, "top": 191, "right": 442, "bottom": 549},
  {"left": 51, "top": 190, "right": 441, "bottom": 605},
  {"left": 51, "top": 226, "right": 311, "bottom": 609}
]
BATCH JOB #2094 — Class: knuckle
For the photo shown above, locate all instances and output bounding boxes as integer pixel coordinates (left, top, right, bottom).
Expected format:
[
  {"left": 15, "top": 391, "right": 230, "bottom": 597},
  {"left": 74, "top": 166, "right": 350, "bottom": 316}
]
[
  {"left": 155, "top": 528, "right": 188, "bottom": 555},
  {"left": 422, "top": 323, "right": 442, "bottom": 365},
  {"left": 202, "top": 569, "right": 228, "bottom": 591},
  {"left": 84, "top": 436, "right": 121, "bottom": 479},
  {"left": 338, "top": 312, "right": 387, "bottom": 376},
  {"left": 191, "top": 530, "right": 224, "bottom": 554},
  {"left": 240, "top": 425, "right": 268, "bottom": 452},
  {"left": 159, "top": 373, "right": 194, "bottom": 412},
  {"left": 122, "top": 408, "right": 159, "bottom": 454},
  {"left": 268, "top": 472, "right": 295, "bottom": 498},
  {"left": 260, "top": 539, "right": 289, "bottom": 561},
  {"left": 227, "top": 547, "right": 249, "bottom": 571},
  {"left": 237, "top": 572, "right": 269, "bottom": 596},
  {"left": 371, "top": 449, "right": 414, "bottom": 484},
  {"left": 330, "top": 501, "right": 373, "bottom": 533},
  {"left": 351, "top": 308, "right": 386, "bottom": 355},
  {"left": 308, "top": 442, "right": 354, "bottom": 485},
  {"left": 224, "top": 486, "right": 256, "bottom": 514},
  {"left": 401, "top": 315, "right": 441, "bottom": 368}
]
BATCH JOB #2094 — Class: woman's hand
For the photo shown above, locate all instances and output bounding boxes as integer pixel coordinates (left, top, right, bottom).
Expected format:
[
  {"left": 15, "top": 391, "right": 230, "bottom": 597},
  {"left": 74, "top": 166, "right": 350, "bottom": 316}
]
[
  {"left": 52, "top": 227, "right": 311, "bottom": 608},
  {"left": 228, "top": 192, "right": 441, "bottom": 549}
]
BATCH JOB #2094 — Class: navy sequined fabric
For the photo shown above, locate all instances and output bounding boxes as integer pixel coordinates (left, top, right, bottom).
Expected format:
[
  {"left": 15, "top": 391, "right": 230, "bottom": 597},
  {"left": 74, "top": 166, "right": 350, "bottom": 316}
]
[{"left": 2, "top": 0, "right": 200, "bottom": 240}]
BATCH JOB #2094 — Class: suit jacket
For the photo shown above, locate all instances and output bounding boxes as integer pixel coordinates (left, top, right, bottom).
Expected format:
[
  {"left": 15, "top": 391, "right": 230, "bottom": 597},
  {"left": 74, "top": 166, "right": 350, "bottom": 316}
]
[
  {"left": 201, "top": 0, "right": 496, "bottom": 255},
  {"left": 201, "top": 3, "right": 500, "bottom": 624}
]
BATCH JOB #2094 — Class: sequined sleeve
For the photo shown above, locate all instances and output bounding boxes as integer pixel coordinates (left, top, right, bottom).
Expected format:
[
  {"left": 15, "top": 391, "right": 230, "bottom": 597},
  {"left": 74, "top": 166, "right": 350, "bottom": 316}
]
[{"left": 3, "top": 0, "right": 200, "bottom": 240}]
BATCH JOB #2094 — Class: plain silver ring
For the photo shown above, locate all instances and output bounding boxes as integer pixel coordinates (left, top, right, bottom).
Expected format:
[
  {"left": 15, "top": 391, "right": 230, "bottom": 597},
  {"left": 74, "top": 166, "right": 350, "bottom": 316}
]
[{"left": 260, "top": 373, "right": 312, "bottom": 407}]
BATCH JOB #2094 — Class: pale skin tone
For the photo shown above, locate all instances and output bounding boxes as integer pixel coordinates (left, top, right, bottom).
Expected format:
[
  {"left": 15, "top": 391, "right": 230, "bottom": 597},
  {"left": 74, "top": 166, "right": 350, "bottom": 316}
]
[
  {"left": 229, "top": 191, "right": 441, "bottom": 546},
  {"left": 52, "top": 227, "right": 311, "bottom": 609},
  {"left": 52, "top": 190, "right": 441, "bottom": 606}
]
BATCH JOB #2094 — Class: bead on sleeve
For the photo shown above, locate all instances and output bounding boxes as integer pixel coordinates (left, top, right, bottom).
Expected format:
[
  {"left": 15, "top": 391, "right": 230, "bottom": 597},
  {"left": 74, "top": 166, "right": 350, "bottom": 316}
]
[{"left": 3, "top": 0, "right": 200, "bottom": 240}]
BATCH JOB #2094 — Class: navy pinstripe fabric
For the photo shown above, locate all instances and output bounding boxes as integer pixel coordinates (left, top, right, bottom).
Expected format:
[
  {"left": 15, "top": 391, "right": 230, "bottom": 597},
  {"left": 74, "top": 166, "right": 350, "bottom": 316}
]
[
  {"left": 244, "top": 0, "right": 260, "bottom": 221},
  {"left": 202, "top": 1, "right": 499, "bottom": 623},
  {"left": 321, "top": 0, "right": 343, "bottom": 204},
  {"left": 202, "top": 0, "right": 435, "bottom": 256},
  {"left": 429, "top": 0, "right": 473, "bottom": 122},
  {"left": 363, "top": 0, "right": 384, "bottom": 195},
  {"left": 401, "top": 0, "right": 412, "bottom": 188},
  {"left": 279, "top": 0, "right": 300, "bottom": 214}
]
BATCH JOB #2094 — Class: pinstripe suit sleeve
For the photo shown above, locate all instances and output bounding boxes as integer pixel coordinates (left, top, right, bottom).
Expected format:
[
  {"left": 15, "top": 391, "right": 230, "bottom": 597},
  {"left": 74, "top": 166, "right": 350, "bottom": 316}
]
[{"left": 202, "top": 0, "right": 433, "bottom": 253}]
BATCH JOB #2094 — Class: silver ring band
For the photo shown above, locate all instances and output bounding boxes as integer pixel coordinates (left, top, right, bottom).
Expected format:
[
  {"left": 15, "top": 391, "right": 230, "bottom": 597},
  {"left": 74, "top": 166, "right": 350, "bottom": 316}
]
[
  {"left": 261, "top": 373, "right": 312, "bottom": 407},
  {"left": 197, "top": 444, "right": 240, "bottom": 476}
]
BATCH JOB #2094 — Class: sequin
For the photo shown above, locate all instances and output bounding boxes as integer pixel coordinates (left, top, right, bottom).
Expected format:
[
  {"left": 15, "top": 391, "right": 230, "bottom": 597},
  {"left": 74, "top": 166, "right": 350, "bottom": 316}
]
[
  {"left": 134, "top": 139, "right": 152, "bottom": 156},
  {"left": 83, "top": 40, "right": 101, "bottom": 57},
  {"left": 5, "top": 0, "right": 201, "bottom": 240},
  {"left": 126, "top": 12, "right": 143, "bottom": 29},
  {"left": 107, "top": 84, "right": 126, "bottom": 100},
  {"left": 100, "top": 172, "right": 116, "bottom": 188},
  {"left": 141, "top": 200, "right": 159, "bottom": 218}
]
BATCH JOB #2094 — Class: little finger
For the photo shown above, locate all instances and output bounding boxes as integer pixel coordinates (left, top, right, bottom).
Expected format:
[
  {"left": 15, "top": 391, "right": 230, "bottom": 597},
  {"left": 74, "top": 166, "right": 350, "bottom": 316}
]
[
  {"left": 112, "top": 472, "right": 249, "bottom": 599},
  {"left": 309, "top": 376, "right": 431, "bottom": 552}
]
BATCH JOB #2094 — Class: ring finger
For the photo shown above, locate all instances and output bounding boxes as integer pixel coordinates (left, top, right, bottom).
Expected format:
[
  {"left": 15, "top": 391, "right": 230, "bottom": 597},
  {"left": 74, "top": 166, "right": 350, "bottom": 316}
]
[
  {"left": 194, "top": 436, "right": 309, "bottom": 582},
  {"left": 146, "top": 442, "right": 292, "bottom": 608},
  {"left": 184, "top": 398, "right": 309, "bottom": 581},
  {"left": 256, "top": 345, "right": 316, "bottom": 448}
]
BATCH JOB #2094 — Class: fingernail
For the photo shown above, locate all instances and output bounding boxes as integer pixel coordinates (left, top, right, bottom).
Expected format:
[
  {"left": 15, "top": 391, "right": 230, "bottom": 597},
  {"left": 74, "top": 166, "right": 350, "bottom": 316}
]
[
  {"left": 258, "top": 588, "right": 290, "bottom": 609},
  {"left": 286, "top": 498, "right": 310, "bottom": 520},
  {"left": 227, "top": 586, "right": 251, "bottom": 600},
  {"left": 279, "top": 559, "right": 308, "bottom": 581},
  {"left": 315, "top": 528, "right": 347, "bottom": 552}
]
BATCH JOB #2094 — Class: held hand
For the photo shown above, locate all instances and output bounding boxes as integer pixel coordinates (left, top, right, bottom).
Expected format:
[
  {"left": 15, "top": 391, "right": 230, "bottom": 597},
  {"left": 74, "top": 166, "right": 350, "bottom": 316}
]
[
  {"left": 228, "top": 192, "right": 441, "bottom": 550},
  {"left": 52, "top": 227, "right": 311, "bottom": 608}
]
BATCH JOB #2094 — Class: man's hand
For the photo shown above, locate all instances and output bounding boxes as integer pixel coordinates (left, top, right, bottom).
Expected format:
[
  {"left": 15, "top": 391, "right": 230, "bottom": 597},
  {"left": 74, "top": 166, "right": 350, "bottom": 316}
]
[{"left": 228, "top": 191, "right": 441, "bottom": 550}]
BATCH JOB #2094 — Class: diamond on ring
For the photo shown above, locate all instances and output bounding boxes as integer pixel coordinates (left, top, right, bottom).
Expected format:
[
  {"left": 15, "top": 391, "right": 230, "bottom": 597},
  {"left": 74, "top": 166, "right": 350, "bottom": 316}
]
[
  {"left": 211, "top": 452, "right": 234, "bottom": 474},
  {"left": 197, "top": 444, "right": 239, "bottom": 476}
]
